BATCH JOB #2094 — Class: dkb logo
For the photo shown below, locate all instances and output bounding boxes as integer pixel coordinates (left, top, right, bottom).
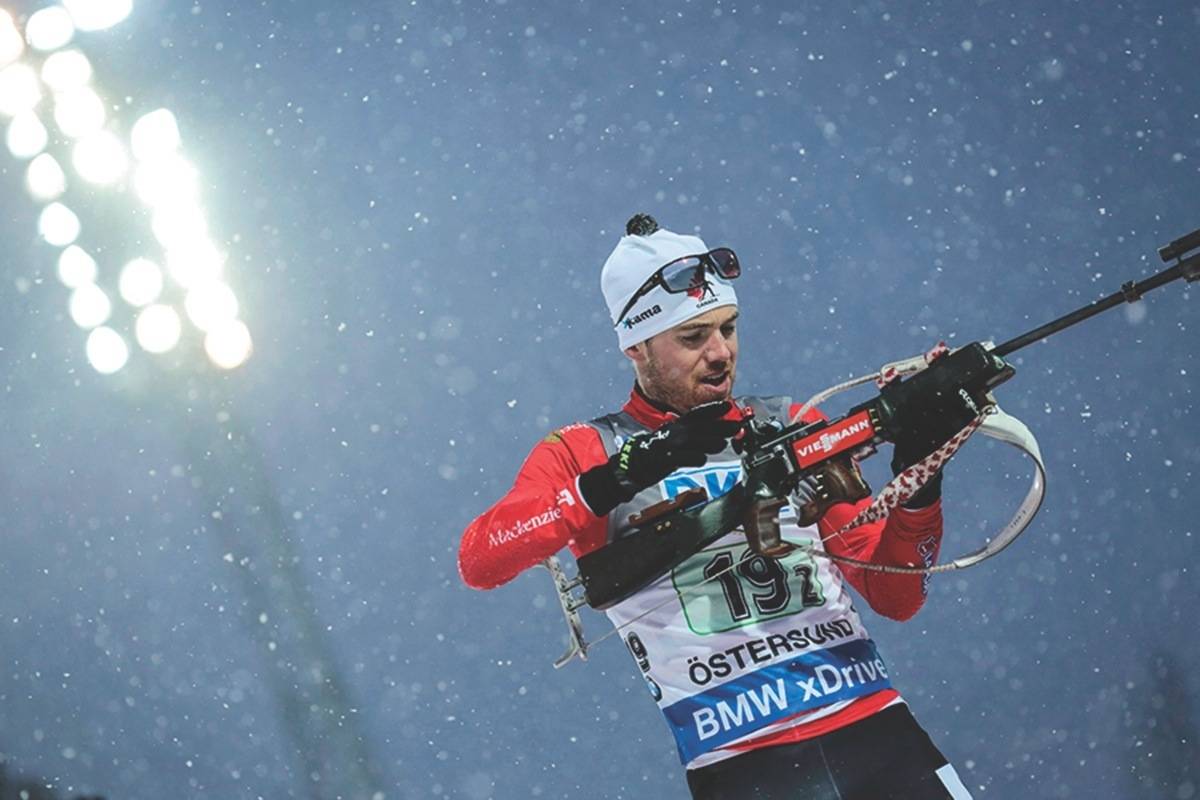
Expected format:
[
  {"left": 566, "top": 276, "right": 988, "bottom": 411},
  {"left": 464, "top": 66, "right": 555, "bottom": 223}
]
[{"left": 662, "top": 461, "right": 742, "bottom": 502}]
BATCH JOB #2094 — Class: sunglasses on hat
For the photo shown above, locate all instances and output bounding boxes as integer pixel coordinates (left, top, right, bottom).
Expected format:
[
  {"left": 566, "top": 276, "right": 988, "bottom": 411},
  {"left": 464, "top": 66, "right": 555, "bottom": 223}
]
[{"left": 614, "top": 248, "right": 741, "bottom": 327}]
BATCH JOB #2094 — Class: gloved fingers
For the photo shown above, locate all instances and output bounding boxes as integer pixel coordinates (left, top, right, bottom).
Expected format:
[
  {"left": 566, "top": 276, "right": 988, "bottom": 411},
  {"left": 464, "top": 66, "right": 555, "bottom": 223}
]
[
  {"left": 708, "top": 418, "right": 746, "bottom": 438},
  {"left": 790, "top": 485, "right": 817, "bottom": 506},
  {"left": 691, "top": 432, "right": 738, "bottom": 454},
  {"left": 669, "top": 448, "right": 710, "bottom": 468},
  {"left": 792, "top": 475, "right": 820, "bottom": 502}
]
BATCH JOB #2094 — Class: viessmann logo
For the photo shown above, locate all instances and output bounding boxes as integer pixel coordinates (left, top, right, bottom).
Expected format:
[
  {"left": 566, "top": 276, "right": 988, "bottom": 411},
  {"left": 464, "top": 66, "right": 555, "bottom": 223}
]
[{"left": 792, "top": 412, "right": 875, "bottom": 467}]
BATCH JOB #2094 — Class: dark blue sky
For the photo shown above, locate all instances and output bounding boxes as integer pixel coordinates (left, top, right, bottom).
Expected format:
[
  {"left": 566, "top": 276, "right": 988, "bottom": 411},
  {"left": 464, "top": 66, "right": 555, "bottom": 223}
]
[{"left": 0, "top": 1, "right": 1196, "bottom": 798}]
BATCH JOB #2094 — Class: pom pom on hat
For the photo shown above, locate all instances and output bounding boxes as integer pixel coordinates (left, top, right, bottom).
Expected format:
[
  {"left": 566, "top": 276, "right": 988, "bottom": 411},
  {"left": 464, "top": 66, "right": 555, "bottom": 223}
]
[{"left": 625, "top": 213, "right": 660, "bottom": 237}]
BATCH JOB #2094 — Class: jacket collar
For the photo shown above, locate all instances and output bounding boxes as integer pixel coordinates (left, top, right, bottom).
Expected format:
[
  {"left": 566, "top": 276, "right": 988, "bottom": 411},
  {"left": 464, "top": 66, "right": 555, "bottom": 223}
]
[{"left": 622, "top": 383, "right": 747, "bottom": 429}]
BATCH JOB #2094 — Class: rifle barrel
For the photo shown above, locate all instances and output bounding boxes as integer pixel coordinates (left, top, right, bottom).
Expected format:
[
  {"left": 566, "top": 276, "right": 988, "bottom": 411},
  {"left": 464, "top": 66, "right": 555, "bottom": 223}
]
[{"left": 992, "top": 255, "right": 1194, "bottom": 358}]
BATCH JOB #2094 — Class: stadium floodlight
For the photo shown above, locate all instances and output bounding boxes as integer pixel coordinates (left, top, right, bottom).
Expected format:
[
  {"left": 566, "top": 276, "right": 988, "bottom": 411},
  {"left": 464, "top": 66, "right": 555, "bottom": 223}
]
[
  {"left": 6, "top": 110, "right": 49, "bottom": 158},
  {"left": 58, "top": 244, "right": 98, "bottom": 287},
  {"left": 130, "top": 108, "right": 181, "bottom": 162},
  {"left": 184, "top": 280, "right": 239, "bottom": 332},
  {"left": 38, "top": 201, "right": 81, "bottom": 246},
  {"left": 26, "top": 6, "right": 76, "bottom": 52},
  {"left": 0, "top": 10, "right": 24, "bottom": 67},
  {"left": 0, "top": 62, "right": 41, "bottom": 117},
  {"left": 41, "top": 49, "right": 92, "bottom": 91},
  {"left": 203, "top": 318, "right": 252, "bottom": 370},
  {"left": 118, "top": 257, "right": 164, "bottom": 306},
  {"left": 165, "top": 241, "right": 223, "bottom": 289},
  {"left": 62, "top": 0, "right": 134, "bottom": 33},
  {"left": 72, "top": 129, "right": 128, "bottom": 184},
  {"left": 53, "top": 86, "right": 106, "bottom": 138},
  {"left": 135, "top": 304, "right": 182, "bottom": 354},
  {"left": 26, "top": 152, "right": 67, "bottom": 200},
  {"left": 68, "top": 282, "right": 112, "bottom": 328},
  {"left": 85, "top": 325, "right": 129, "bottom": 374}
]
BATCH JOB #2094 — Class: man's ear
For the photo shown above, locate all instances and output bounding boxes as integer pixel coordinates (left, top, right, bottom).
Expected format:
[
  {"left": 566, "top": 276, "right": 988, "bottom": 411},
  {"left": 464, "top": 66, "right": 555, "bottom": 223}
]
[{"left": 623, "top": 341, "right": 648, "bottom": 367}]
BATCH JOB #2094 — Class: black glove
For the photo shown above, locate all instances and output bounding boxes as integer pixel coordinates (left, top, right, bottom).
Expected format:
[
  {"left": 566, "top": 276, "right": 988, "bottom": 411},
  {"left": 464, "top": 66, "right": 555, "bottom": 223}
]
[
  {"left": 887, "top": 382, "right": 980, "bottom": 509},
  {"left": 578, "top": 400, "right": 744, "bottom": 516}
]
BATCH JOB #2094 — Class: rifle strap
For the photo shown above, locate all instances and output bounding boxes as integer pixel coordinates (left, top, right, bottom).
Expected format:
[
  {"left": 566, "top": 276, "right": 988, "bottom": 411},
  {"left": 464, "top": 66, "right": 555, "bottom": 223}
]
[{"left": 802, "top": 404, "right": 1044, "bottom": 574}]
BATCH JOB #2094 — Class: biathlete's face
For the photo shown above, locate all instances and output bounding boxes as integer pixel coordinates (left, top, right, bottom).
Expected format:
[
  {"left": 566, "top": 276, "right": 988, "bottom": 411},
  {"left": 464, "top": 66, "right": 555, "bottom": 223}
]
[{"left": 626, "top": 305, "right": 739, "bottom": 412}]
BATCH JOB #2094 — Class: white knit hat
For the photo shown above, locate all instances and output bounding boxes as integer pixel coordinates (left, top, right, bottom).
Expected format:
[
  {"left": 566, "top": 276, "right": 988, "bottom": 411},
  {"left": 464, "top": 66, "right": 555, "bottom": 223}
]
[{"left": 601, "top": 218, "right": 738, "bottom": 349}]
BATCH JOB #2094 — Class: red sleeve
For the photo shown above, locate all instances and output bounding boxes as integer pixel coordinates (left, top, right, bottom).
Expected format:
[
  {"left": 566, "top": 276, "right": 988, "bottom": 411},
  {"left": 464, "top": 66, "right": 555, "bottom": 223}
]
[
  {"left": 457, "top": 424, "right": 610, "bottom": 590},
  {"left": 817, "top": 501, "right": 942, "bottom": 621},
  {"left": 788, "top": 402, "right": 943, "bottom": 622}
]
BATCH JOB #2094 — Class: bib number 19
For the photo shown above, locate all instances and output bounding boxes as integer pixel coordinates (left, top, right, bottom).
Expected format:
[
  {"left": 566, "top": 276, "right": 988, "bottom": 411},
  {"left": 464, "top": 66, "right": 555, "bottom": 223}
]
[{"left": 674, "top": 545, "right": 825, "bottom": 634}]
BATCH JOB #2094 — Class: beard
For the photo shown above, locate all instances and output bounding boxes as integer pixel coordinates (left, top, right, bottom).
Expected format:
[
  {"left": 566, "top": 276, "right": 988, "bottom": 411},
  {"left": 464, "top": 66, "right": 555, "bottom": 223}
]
[{"left": 639, "top": 348, "right": 735, "bottom": 413}]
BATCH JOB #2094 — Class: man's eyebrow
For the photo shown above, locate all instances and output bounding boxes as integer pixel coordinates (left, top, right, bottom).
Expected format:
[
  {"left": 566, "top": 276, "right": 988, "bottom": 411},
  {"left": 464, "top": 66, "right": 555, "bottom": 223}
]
[{"left": 677, "top": 312, "right": 739, "bottom": 332}]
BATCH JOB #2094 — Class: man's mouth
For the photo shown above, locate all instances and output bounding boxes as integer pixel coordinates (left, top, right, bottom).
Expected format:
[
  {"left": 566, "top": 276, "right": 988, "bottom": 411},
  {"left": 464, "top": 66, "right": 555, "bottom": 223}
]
[{"left": 699, "top": 371, "right": 729, "bottom": 387}]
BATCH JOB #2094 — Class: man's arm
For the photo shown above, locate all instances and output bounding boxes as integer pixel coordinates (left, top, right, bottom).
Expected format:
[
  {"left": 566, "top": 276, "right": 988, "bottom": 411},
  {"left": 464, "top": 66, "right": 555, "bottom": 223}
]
[
  {"left": 457, "top": 425, "right": 610, "bottom": 590},
  {"left": 460, "top": 401, "right": 743, "bottom": 590},
  {"left": 817, "top": 500, "right": 942, "bottom": 622},
  {"left": 789, "top": 402, "right": 942, "bottom": 621}
]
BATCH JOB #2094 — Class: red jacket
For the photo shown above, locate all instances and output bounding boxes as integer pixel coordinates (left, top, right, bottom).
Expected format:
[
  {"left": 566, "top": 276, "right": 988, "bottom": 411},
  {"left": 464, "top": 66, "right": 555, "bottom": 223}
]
[
  {"left": 460, "top": 388, "right": 941, "bottom": 621},
  {"left": 458, "top": 388, "right": 944, "bottom": 753}
]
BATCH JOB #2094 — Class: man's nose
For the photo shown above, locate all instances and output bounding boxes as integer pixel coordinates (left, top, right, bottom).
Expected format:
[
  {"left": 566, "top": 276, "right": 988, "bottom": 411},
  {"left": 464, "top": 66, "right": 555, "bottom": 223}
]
[{"left": 705, "top": 333, "right": 732, "bottom": 362}]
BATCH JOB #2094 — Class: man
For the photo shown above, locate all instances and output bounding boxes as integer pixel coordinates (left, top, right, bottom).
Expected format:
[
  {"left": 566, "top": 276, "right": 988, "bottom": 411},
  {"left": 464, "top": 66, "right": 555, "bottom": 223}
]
[{"left": 458, "top": 214, "right": 974, "bottom": 799}]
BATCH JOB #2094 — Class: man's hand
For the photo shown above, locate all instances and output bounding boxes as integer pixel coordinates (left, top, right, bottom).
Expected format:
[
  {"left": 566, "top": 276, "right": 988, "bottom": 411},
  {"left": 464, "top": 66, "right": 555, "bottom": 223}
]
[
  {"left": 889, "top": 384, "right": 979, "bottom": 469},
  {"left": 579, "top": 400, "right": 744, "bottom": 517},
  {"left": 888, "top": 366, "right": 982, "bottom": 509}
]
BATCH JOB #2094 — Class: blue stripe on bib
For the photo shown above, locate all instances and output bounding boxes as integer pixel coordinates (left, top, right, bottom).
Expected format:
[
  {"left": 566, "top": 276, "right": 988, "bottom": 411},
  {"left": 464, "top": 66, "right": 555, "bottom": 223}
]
[{"left": 663, "top": 638, "right": 891, "bottom": 764}]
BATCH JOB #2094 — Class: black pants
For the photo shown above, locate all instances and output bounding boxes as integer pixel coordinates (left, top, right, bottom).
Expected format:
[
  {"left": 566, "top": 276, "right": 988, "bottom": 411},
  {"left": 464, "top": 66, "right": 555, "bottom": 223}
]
[{"left": 686, "top": 705, "right": 971, "bottom": 800}]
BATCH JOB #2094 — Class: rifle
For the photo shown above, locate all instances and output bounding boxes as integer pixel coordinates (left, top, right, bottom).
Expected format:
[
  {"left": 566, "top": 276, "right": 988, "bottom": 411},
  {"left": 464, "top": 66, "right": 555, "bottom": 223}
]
[{"left": 544, "top": 227, "right": 1200, "bottom": 666}]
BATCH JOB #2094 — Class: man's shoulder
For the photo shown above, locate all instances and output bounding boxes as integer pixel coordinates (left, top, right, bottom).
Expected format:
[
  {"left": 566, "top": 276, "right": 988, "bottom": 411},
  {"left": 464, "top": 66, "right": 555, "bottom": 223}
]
[
  {"left": 527, "top": 420, "right": 608, "bottom": 473},
  {"left": 540, "top": 421, "right": 598, "bottom": 446}
]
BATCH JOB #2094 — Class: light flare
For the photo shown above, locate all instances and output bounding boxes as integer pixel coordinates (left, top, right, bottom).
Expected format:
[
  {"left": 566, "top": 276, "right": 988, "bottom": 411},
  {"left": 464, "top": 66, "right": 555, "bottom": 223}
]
[
  {"left": 185, "top": 280, "right": 239, "bottom": 332},
  {"left": 62, "top": 0, "right": 134, "bottom": 33},
  {"left": 118, "top": 257, "right": 164, "bottom": 306},
  {"left": 152, "top": 201, "right": 210, "bottom": 250},
  {"left": 0, "top": 62, "right": 42, "bottom": 117},
  {"left": 130, "top": 108, "right": 181, "bottom": 161},
  {"left": 26, "top": 6, "right": 76, "bottom": 52},
  {"left": 133, "top": 154, "right": 199, "bottom": 206},
  {"left": 38, "top": 202, "right": 82, "bottom": 246},
  {"left": 72, "top": 129, "right": 129, "bottom": 184},
  {"left": 135, "top": 304, "right": 182, "bottom": 354},
  {"left": 58, "top": 245, "right": 98, "bottom": 288},
  {"left": 0, "top": 10, "right": 24, "bottom": 67},
  {"left": 165, "top": 241, "right": 224, "bottom": 289},
  {"left": 68, "top": 282, "right": 112, "bottom": 329},
  {"left": 41, "top": 49, "right": 92, "bottom": 91},
  {"left": 204, "top": 318, "right": 253, "bottom": 370},
  {"left": 54, "top": 86, "right": 106, "bottom": 138},
  {"left": 85, "top": 326, "right": 129, "bottom": 374},
  {"left": 6, "top": 111, "right": 48, "bottom": 158},
  {"left": 26, "top": 152, "right": 67, "bottom": 200}
]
